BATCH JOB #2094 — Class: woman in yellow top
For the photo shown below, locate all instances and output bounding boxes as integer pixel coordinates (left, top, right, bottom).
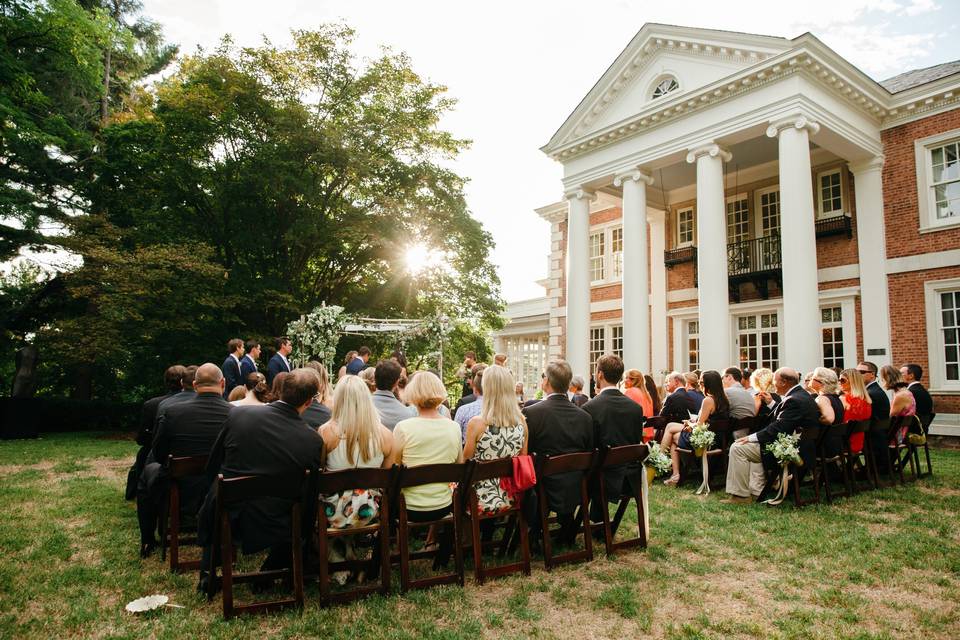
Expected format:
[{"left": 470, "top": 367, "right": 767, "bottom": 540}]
[
  {"left": 393, "top": 371, "right": 462, "bottom": 569},
  {"left": 623, "top": 369, "right": 654, "bottom": 417}
]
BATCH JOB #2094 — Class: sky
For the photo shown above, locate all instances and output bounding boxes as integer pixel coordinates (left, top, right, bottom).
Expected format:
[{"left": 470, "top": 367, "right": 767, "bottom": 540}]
[{"left": 141, "top": 0, "right": 960, "bottom": 303}]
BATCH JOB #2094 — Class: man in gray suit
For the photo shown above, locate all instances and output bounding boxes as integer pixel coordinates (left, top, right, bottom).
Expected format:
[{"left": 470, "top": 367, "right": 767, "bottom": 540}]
[
  {"left": 723, "top": 367, "right": 758, "bottom": 437},
  {"left": 371, "top": 359, "right": 416, "bottom": 430}
]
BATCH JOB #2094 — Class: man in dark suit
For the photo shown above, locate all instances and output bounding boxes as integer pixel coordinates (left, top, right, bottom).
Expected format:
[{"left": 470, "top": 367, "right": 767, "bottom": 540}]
[
  {"left": 345, "top": 345, "right": 371, "bottom": 375},
  {"left": 136, "top": 363, "right": 231, "bottom": 557},
  {"left": 582, "top": 354, "right": 645, "bottom": 522},
  {"left": 154, "top": 365, "right": 198, "bottom": 433},
  {"left": 240, "top": 339, "right": 260, "bottom": 380},
  {"left": 901, "top": 363, "right": 934, "bottom": 417},
  {"left": 197, "top": 368, "right": 323, "bottom": 591},
  {"left": 221, "top": 338, "right": 244, "bottom": 398},
  {"left": 126, "top": 365, "right": 185, "bottom": 500},
  {"left": 725, "top": 367, "right": 820, "bottom": 502},
  {"left": 859, "top": 361, "right": 892, "bottom": 472},
  {"left": 523, "top": 360, "right": 593, "bottom": 546},
  {"left": 267, "top": 336, "right": 293, "bottom": 385},
  {"left": 568, "top": 375, "right": 590, "bottom": 407},
  {"left": 659, "top": 371, "right": 696, "bottom": 423}
]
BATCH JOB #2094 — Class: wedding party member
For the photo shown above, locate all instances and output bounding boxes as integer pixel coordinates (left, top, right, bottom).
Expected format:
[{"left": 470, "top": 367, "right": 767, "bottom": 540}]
[
  {"left": 455, "top": 351, "right": 477, "bottom": 398},
  {"left": 301, "top": 364, "right": 333, "bottom": 428},
  {"left": 137, "top": 364, "right": 231, "bottom": 558},
  {"left": 900, "top": 363, "right": 934, "bottom": 417},
  {"left": 583, "top": 355, "right": 645, "bottom": 521},
  {"left": 660, "top": 370, "right": 730, "bottom": 486},
  {"left": 127, "top": 365, "right": 185, "bottom": 500},
  {"left": 345, "top": 346, "right": 371, "bottom": 375},
  {"left": 337, "top": 351, "right": 357, "bottom": 380},
  {"left": 221, "top": 338, "right": 244, "bottom": 398},
  {"left": 464, "top": 365, "right": 528, "bottom": 515},
  {"left": 267, "top": 336, "right": 293, "bottom": 385},
  {"left": 623, "top": 369, "right": 654, "bottom": 417},
  {"left": 523, "top": 360, "right": 592, "bottom": 545},
  {"left": 372, "top": 359, "right": 416, "bottom": 430},
  {"left": 568, "top": 375, "right": 589, "bottom": 407},
  {"left": 683, "top": 372, "right": 705, "bottom": 412},
  {"left": 240, "top": 339, "right": 260, "bottom": 378},
  {"left": 725, "top": 367, "right": 819, "bottom": 503},
  {"left": 318, "top": 375, "right": 395, "bottom": 582},
  {"left": 393, "top": 371, "right": 463, "bottom": 569},
  {"left": 659, "top": 371, "right": 696, "bottom": 424},
  {"left": 839, "top": 368, "right": 872, "bottom": 454},
  {"left": 197, "top": 368, "right": 323, "bottom": 592},
  {"left": 456, "top": 365, "right": 486, "bottom": 443}
]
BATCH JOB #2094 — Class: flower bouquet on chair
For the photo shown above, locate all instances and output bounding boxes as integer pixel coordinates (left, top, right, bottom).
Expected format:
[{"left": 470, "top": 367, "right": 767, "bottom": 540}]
[
  {"left": 763, "top": 432, "right": 802, "bottom": 505},
  {"left": 688, "top": 424, "right": 715, "bottom": 495},
  {"left": 644, "top": 442, "right": 672, "bottom": 486}
]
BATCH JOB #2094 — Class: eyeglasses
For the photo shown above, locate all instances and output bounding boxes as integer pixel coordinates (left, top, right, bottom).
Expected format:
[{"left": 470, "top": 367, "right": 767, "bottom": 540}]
[{"left": 856, "top": 369, "right": 870, "bottom": 374}]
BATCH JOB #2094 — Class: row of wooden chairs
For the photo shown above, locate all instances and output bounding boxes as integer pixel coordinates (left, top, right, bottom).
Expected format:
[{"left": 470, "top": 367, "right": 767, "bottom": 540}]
[{"left": 160, "top": 444, "right": 651, "bottom": 619}]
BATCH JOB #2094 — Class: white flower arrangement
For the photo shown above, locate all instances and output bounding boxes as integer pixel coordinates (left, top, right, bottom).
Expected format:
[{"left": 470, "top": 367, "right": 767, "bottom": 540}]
[
  {"left": 285, "top": 303, "right": 350, "bottom": 368},
  {"left": 645, "top": 442, "right": 673, "bottom": 475},
  {"left": 765, "top": 432, "right": 803, "bottom": 466},
  {"left": 688, "top": 423, "right": 715, "bottom": 452}
]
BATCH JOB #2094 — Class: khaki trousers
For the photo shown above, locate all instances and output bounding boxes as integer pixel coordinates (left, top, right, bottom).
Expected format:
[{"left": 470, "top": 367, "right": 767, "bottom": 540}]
[{"left": 725, "top": 441, "right": 766, "bottom": 497}]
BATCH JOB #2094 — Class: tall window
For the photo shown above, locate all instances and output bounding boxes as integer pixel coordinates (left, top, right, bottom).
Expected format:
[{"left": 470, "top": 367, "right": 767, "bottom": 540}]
[
  {"left": 818, "top": 169, "right": 843, "bottom": 218},
  {"left": 612, "top": 325, "right": 624, "bottom": 359},
  {"left": 651, "top": 77, "right": 679, "bottom": 100},
  {"left": 677, "top": 207, "right": 695, "bottom": 246},
  {"left": 726, "top": 197, "right": 749, "bottom": 243},
  {"left": 931, "top": 141, "right": 960, "bottom": 223},
  {"left": 589, "top": 327, "right": 605, "bottom": 372},
  {"left": 611, "top": 227, "right": 623, "bottom": 278},
  {"left": 821, "top": 306, "right": 844, "bottom": 369},
  {"left": 942, "top": 290, "right": 960, "bottom": 381},
  {"left": 688, "top": 320, "right": 699, "bottom": 371},
  {"left": 589, "top": 232, "right": 605, "bottom": 281},
  {"left": 738, "top": 312, "right": 779, "bottom": 371},
  {"left": 758, "top": 188, "right": 781, "bottom": 236}
]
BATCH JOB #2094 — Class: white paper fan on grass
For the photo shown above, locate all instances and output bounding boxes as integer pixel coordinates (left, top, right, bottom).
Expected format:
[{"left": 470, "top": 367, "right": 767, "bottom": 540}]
[{"left": 125, "top": 594, "right": 169, "bottom": 613}]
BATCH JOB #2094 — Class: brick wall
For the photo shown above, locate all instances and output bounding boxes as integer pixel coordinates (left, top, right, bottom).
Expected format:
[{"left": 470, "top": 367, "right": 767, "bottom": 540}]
[{"left": 882, "top": 108, "right": 960, "bottom": 259}]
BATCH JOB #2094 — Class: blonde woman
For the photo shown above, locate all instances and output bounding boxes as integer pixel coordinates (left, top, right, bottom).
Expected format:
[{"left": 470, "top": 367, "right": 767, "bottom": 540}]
[
  {"left": 464, "top": 365, "right": 529, "bottom": 514},
  {"left": 623, "top": 369, "right": 654, "bottom": 418},
  {"left": 749, "top": 368, "right": 775, "bottom": 414},
  {"left": 808, "top": 367, "right": 844, "bottom": 426},
  {"left": 839, "top": 368, "right": 872, "bottom": 453}
]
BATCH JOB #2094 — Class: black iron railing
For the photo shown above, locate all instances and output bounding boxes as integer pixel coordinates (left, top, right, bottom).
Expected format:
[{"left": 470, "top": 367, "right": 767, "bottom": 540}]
[
  {"left": 815, "top": 213, "right": 853, "bottom": 238},
  {"left": 664, "top": 245, "right": 697, "bottom": 266},
  {"left": 727, "top": 235, "right": 781, "bottom": 277}
]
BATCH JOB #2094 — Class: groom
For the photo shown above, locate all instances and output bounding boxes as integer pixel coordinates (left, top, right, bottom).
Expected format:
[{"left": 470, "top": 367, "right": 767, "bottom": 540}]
[{"left": 267, "top": 336, "right": 293, "bottom": 385}]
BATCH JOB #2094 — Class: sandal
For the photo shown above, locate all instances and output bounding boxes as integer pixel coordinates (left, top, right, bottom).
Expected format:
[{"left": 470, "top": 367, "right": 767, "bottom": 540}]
[{"left": 663, "top": 474, "right": 680, "bottom": 487}]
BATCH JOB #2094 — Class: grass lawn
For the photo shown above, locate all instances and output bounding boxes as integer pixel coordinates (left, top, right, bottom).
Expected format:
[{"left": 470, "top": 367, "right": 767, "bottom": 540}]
[{"left": 1, "top": 433, "right": 959, "bottom": 639}]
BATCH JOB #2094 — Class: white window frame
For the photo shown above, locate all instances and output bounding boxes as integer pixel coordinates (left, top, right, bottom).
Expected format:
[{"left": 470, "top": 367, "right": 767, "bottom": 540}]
[
  {"left": 676, "top": 206, "right": 696, "bottom": 248},
  {"left": 687, "top": 320, "right": 700, "bottom": 371},
  {"left": 924, "top": 276, "right": 960, "bottom": 392},
  {"left": 588, "top": 221, "right": 623, "bottom": 285},
  {"left": 754, "top": 185, "right": 781, "bottom": 239},
  {"left": 611, "top": 324, "right": 624, "bottom": 359},
  {"left": 725, "top": 193, "right": 750, "bottom": 243},
  {"left": 611, "top": 227, "right": 624, "bottom": 279},
  {"left": 735, "top": 311, "right": 781, "bottom": 372},
  {"left": 820, "top": 305, "right": 846, "bottom": 370},
  {"left": 915, "top": 128, "right": 960, "bottom": 232},
  {"left": 816, "top": 168, "right": 844, "bottom": 219},
  {"left": 589, "top": 321, "right": 624, "bottom": 369}
]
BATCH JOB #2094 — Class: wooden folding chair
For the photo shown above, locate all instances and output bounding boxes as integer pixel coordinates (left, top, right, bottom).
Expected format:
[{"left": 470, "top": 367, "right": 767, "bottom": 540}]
[
  {"left": 788, "top": 425, "right": 824, "bottom": 507},
  {"left": 395, "top": 462, "right": 471, "bottom": 592},
  {"left": 865, "top": 417, "right": 890, "bottom": 488},
  {"left": 676, "top": 418, "right": 732, "bottom": 486},
  {"left": 466, "top": 457, "right": 531, "bottom": 585},
  {"left": 596, "top": 444, "right": 649, "bottom": 556},
  {"left": 645, "top": 416, "right": 668, "bottom": 443},
  {"left": 915, "top": 413, "right": 935, "bottom": 478},
  {"left": 884, "top": 415, "right": 916, "bottom": 486},
  {"left": 814, "top": 422, "right": 852, "bottom": 502},
  {"left": 160, "top": 454, "right": 208, "bottom": 573},
  {"left": 843, "top": 420, "right": 874, "bottom": 493},
  {"left": 535, "top": 451, "right": 596, "bottom": 570},
  {"left": 315, "top": 466, "right": 395, "bottom": 605},
  {"left": 212, "top": 471, "right": 310, "bottom": 619}
]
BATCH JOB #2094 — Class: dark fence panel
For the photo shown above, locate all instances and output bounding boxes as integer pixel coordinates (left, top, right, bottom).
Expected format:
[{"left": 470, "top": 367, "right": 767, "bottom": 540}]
[{"left": 0, "top": 398, "right": 139, "bottom": 440}]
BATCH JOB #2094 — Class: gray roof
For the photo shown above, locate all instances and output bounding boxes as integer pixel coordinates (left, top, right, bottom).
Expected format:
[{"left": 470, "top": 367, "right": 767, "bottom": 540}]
[{"left": 880, "top": 60, "right": 960, "bottom": 94}]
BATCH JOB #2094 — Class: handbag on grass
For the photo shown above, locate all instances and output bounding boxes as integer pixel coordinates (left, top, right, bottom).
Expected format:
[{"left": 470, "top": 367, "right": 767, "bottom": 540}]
[{"left": 499, "top": 455, "right": 537, "bottom": 501}]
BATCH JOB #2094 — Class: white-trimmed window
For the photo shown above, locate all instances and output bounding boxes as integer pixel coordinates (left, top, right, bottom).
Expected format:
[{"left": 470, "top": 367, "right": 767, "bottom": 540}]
[
  {"left": 756, "top": 187, "right": 781, "bottom": 237},
  {"left": 821, "top": 306, "right": 844, "bottom": 369},
  {"left": 737, "top": 312, "right": 779, "bottom": 371},
  {"left": 817, "top": 169, "right": 843, "bottom": 218},
  {"left": 589, "top": 327, "right": 605, "bottom": 372},
  {"left": 687, "top": 320, "right": 699, "bottom": 371},
  {"left": 924, "top": 278, "right": 960, "bottom": 391},
  {"left": 589, "top": 231, "right": 605, "bottom": 282},
  {"left": 651, "top": 76, "right": 679, "bottom": 100},
  {"left": 942, "top": 291, "right": 960, "bottom": 382},
  {"left": 611, "top": 227, "right": 623, "bottom": 278},
  {"left": 676, "top": 207, "right": 695, "bottom": 247},
  {"left": 915, "top": 130, "right": 960, "bottom": 231},
  {"left": 612, "top": 325, "right": 624, "bottom": 359},
  {"left": 726, "top": 195, "right": 750, "bottom": 243}
]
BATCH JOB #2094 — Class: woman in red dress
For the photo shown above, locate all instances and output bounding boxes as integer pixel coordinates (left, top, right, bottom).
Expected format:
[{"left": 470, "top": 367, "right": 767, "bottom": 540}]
[{"left": 839, "top": 368, "right": 872, "bottom": 453}]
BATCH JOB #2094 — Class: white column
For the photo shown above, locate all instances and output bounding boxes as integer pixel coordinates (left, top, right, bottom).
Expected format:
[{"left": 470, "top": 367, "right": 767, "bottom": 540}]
[
  {"left": 648, "top": 207, "right": 668, "bottom": 379},
  {"left": 766, "top": 115, "right": 822, "bottom": 375},
  {"left": 686, "top": 143, "right": 732, "bottom": 371},
  {"left": 850, "top": 157, "right": 891, "bottom": 367},
  {"left": 614, "top": 168, "right": 653, "bottom": 372},
  {"left": 564, "top": 187, "right": 595, "bottom": 381}
]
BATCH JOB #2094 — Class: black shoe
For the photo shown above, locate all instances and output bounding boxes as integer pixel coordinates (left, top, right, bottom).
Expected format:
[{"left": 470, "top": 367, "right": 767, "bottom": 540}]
[
  {"left": 139, "top": 541, "right": 158, "bottom": 559},
  {"left": 197, "top": 571, "right": 214, "bottom": 597}
]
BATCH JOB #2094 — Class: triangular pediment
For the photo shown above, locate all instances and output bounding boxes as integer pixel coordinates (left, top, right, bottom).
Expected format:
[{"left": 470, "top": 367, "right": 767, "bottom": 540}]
[{"left": 543, "top": 24, "right": 792, "bottom": 154}]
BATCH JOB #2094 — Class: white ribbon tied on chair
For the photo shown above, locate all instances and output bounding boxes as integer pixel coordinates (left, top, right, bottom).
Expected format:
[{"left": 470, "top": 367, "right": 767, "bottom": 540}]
[
  {"left": 640, "top": 463, "right": 650, "bottom": 541},
  {"left": 695, "top": 450, "right": 710, "bottom": 495},
  {"left": 763, "top": 464, "right": 791, "bottom": 506}
]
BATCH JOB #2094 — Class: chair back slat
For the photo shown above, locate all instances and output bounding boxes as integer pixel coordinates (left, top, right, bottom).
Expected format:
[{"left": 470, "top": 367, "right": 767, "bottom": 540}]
[
  {"left": 398, "top": 462, "right": 471, "bottom": 488},
  {"left": 601, "top": 444, "right": 648, "bottom": 467},
  {"left": 848, "top": 419, "right": 870, "bottom": 435},
  {"left": 167, "top": 455, "right": 208, "bottom": 478},
  {"left": 799, "top": 425, "right": 821, "bottom": 441},
  {"left": 218, "top": 471, "right": 310, "bottom": 504},
  {"left": 316, "top": 466, "right": 394, "bottom": 495},
  {"left": 471, "top": 457, "right": 515, "bottom": 482},
  {"left": 886, "top": 415, "right": 909, "bottom": 442},
  {"left": 538, "top": 451, "right": 595, "bottom": 476}
]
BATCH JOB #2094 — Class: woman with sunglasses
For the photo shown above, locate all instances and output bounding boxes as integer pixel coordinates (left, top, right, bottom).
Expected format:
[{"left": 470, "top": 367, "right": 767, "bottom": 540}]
[
  {"left": 660, "top": 370, "right": 729, "bottom": 486},
  {"left": 838, "top": 368, "right": 872, "bottom": 454}
]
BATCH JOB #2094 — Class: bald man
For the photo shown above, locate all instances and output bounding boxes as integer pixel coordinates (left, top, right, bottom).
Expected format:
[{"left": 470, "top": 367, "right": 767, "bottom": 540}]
[
  {"left": 724, "top": 367, "right": 820, "bottom": 503},
  {"left": 136, "top": 363, "right": 232, "bottom": 557}
]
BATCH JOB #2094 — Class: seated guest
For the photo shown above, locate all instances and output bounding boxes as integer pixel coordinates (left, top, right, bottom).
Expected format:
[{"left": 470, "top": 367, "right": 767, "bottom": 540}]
[
  {"left": 725, "top": 367, "right": 819, "bottom": 503},
  {"left": 240, "top": 339, "right": 260, "bottom": 379},
  {"left": 197, "top": 368, "right": 323, "bottom": 592},
  {"left": 623, "top": 369, "right": 654, "bottom": 417},
  {"left": 455, "top": 365, "right": 486, "bottom": 442},
  {"left": 337, "top": 350, "right": 357, "bottom": 381},
  {"left": 154, "top": 365, "right": 198, "bottom": 432},
  {"left": 318, "top": 375, "right": 395, "bottom": 583},
  {"left": 809, "top": 367, "right": 845, "bottom": 457},
  {"left": 583, "top": 355, "right": 645, "bottom": 521},
  {"left": 270, "top": 371, "right": 289, "bottom": 400},
  {"left": 346, "top": 346, "right": 371, "bottom": 375},
  {"left": 221, "top": 338, "right": 244, "bottom": 399},
  {"left": 643, "top": 374, "right": 662, "bottom": 416},
  {"left": 231, "top": 372, "right": 271, "bottom": 406},
  {"left": 568, "top": 375, "right": 589, "bottom": 407},
  {"left": 659, "top": 371, "right": 696, "bottom": 424},
  {"left": 683, "top": 372, "right": 705, "bottom": 413},
  {"left": 661, "top": 370, "right": 730, "bottom": 486},
  {"left": 802, "top": 371, "right": 818, "bottom": 397},
  {"left": 523, "top": 360, "right": 593, "bottom": 545},
  {"left": 881, "top": 365, "right": 916, "bottom": 445},
  {"left": 137, "top": 364, "right": 231, "bottom": 558},
  {"left": 900, "top": 363, "right": 934, "bottom": 417},
  {"left": 308, "top": 360, "right": 334, "bottom": 409},
  {"left": 393, "top": 371, "right": 462, "bottom": 569},
  {"left": 464, "top": 365, "right": 528, "bottom": 515},
  {"left": 128, "top": 365, "right": 184, "bottom": 500},
  {"left": 515, "top": 382, "right": 525, "bottom": 406},
  {"left": 749, "top": 368, "right": 777, "bottom": 419},
  {"left": 267, "top": 336, "right": 293, "bottom": 385},
  {"left": 371, "top": 359, "right": 417, "bottom": 430},
  {"left": 859, "top": 361, "right": 891, "bottom": 470},
  {"left": 359, "top": 367, "right": 377, "bottom": 392},
  {"left": 839, "top": 368, "right": 872, "bottom": 454},
  {"left": 301, "top": 365, "right": 333, "bottom": 428},
  {"left": 723, "top": 367, "right": 757, "bottom": 435},
  {"left": 227, "top": 386, "right": 246, "bottom": 402}
]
